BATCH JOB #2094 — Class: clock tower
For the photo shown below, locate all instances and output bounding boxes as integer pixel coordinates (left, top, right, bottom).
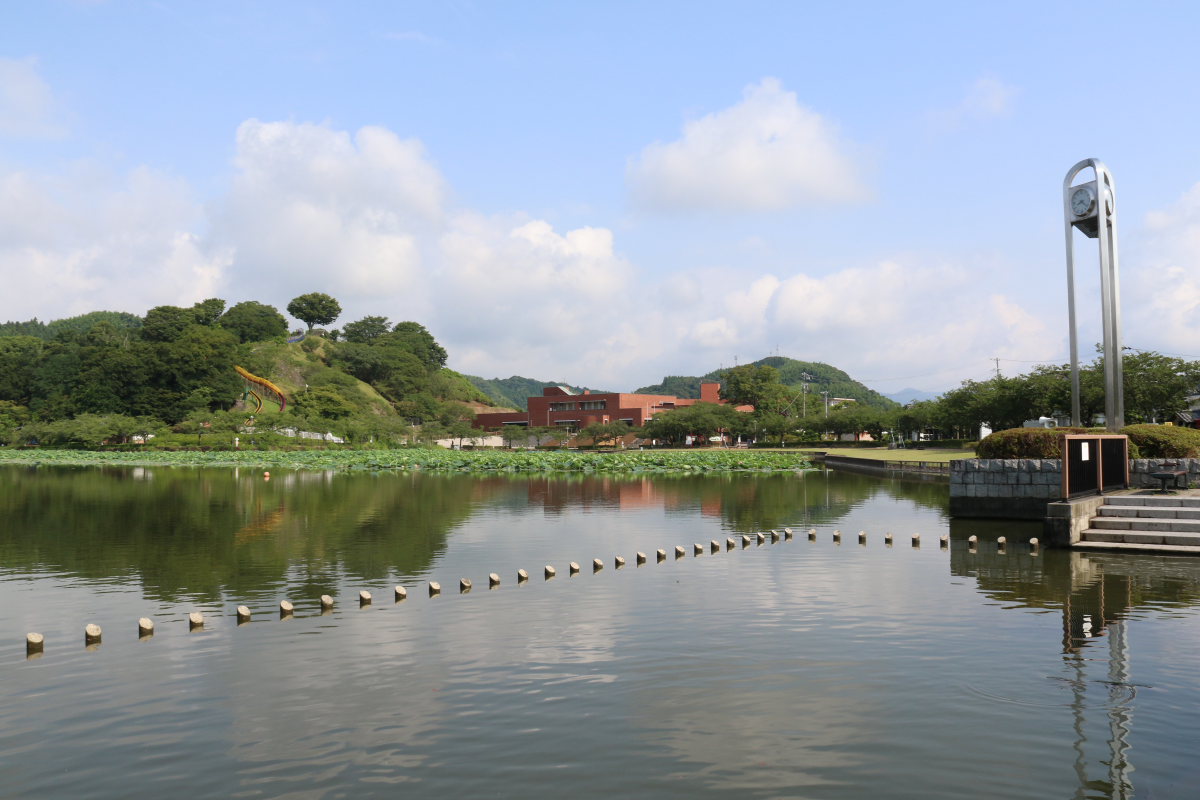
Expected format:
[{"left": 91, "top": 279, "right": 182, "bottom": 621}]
[{"left": 1063, "top": 159, "right": 1123, "bottom": 431}]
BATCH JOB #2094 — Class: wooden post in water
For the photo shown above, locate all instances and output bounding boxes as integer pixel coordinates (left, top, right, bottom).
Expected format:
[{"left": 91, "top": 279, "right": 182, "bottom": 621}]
[
  {"left": 460, "top": 579, "right": 471, "bottom": 593},
  {"left": 656, "top": 550, "right": 666, "bottom": 562},
  {"left": 26, "top": 632, "right": 43, "bottom": 655},
  {"left": 359, "top": 590, "right": 372, "bottom": 606},
  {"left": 518, "top": 569, "right": 529, "bottom": 582},
  {"left": 544, "top": 566, "right": 555, "bottom": 579},
  {"left": 570, "top": 562, "right": 580, "bottom": 575},
  {"left": 637, "top": 552, "right": 647, "bottom": 565},
  {"left": 489, "top": 573, "right": 500, "bottom": 588},
  {"left": 395, "top": 586, "right": 407, "bottom": 601},
  {"left": 321, "top": 595, "right": 334, "bottom": 609},
  {"left": 187, "top": 613, "right": 203, "bottom": 631},
  {"left": 675, "top": 546, "right": 685, "bottom": 559},
  {"left": 429, "top": 581, "right": 442, "bottom": 595},
  {"left": 237, "top": 606, "right": 251, "bottom": 624},
  {"left": 280, "top": 600, "right": 294, "bottom": 617},
  {"left": 138, "top": 618, "right": 154, "bottom": 637},
  {"left": 593, "top": 558, "right": 603, "bottom": 572}
]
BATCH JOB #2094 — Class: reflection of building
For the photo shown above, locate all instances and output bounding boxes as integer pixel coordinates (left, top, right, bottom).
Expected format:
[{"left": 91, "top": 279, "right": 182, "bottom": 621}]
[{"left": 474, "top": 383, "right": 750, "bottom": 432}]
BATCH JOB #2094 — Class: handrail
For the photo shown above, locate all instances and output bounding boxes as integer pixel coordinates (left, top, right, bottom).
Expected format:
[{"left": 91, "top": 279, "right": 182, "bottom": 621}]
[{"left": 235, "top": 366, "right": 287, "bottom": 413}]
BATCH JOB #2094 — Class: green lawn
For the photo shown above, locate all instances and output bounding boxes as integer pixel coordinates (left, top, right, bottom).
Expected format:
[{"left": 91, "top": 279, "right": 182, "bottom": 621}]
[{"left": 800, "top": 447, "right": 975, "bottom": 463}]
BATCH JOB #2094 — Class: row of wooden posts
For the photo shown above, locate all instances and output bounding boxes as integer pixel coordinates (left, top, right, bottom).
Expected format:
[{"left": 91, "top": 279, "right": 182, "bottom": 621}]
[{"left": 23, "top": 527, "right": 1037, "bottom": 658}]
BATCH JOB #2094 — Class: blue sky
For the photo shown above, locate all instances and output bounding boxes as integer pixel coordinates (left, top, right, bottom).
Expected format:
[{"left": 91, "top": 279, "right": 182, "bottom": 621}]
[{"left": 3, "top": 1, "right": 1200, "bottom": 392}]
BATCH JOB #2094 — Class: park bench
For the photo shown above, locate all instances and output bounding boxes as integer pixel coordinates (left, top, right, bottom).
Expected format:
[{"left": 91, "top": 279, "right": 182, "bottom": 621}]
[{"left": 1148, "top": 461, "right": 1189, "bottom": 494}]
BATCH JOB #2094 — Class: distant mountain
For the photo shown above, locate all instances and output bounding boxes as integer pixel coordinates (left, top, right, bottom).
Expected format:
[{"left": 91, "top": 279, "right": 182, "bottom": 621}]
[
  {"left": 636, "top": 356, "right": 899, "bottom": 411},
  {"left": 465, "top": 375, "right": 611, "bottom": 411},
  {"left": 883, "top": 388, "right": 942, "bottom": 405}
]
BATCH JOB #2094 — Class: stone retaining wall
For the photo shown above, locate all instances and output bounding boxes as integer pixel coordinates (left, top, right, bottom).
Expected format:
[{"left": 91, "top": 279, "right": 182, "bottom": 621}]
[
  {"left": 1129, "top": 459, "right": 1200, "bottom": 489},
  {"left": 949, "top": 459, "right": 1062, "bottom": 519},
  {"left": 949, "top": 458, "right": 1200, "bottom": 519}
]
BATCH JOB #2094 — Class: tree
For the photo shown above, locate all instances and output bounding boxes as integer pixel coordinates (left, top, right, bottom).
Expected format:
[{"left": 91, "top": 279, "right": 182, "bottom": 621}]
[
  {"left": 386, "top": 322, "right": 448, "bottom": 369},
  {"left": 141, "top": 305, "right": 196, "bottom": 342},
  {"left": 342, "top": 316, "right": 392, "bottom": 343},
  {"left": 191, "top": 298, "right": 226, "bottom": 326},
  {"left": 580, "top": 421, "right": 631, "bottom": 449},
  {"left": 287, "top": 293, "right": 342, "bottom": 331},
  {"left": 720, "top": 364, "right": 787, "bottom": 411},
  {"left": 219, "top": 301, "right": 288, "bottom": 343}
]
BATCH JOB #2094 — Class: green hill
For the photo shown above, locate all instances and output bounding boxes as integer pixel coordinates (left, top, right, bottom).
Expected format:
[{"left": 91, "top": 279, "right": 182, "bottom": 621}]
[
  {"left": 635, "top": 356, "right": 898, "bottom": 411},
  {"left": 465, "top": 375, "right": 610, "bottom": 411}
]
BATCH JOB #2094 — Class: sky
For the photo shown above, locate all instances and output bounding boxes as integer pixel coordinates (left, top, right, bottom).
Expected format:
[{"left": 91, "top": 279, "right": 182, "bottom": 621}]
[{"left": 3, "top": 1, "right": 1200, "bottom": 394}]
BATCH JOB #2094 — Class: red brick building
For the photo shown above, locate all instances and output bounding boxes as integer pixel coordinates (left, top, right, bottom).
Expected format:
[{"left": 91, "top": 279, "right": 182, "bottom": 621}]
[{"left": 473, "top": 383, "right": 728, "bottom": 432}]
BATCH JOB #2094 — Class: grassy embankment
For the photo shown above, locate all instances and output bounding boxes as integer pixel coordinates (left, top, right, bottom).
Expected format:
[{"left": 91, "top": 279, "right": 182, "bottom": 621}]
[{"left": 0, "top": 448, "right": 814, "bottom": 474}]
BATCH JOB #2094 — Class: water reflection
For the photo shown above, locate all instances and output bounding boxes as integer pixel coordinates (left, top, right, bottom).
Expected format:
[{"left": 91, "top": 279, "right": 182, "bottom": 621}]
[
  {"left": 4, "top": 466, "right": 1200, "bottom": 798},
  {"left": 0, "top": 466, "right": 949, "bottom": 601}
]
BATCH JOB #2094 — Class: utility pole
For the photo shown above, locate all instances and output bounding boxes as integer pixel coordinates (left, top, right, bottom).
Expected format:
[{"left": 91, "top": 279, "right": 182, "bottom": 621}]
[
  {"left": 821, "top": 390, "right": 830, "bottom": 417},
  {"left": 993, "top": 358, "right": 1001, "bottom": 378},
  {"left": 800, "top": 371, "right": 813, "bottom": 417}
]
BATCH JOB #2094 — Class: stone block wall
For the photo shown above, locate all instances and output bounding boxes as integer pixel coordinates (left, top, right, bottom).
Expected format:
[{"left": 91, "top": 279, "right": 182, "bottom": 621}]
[
  {"left": 949, "top": 459, "right": 1063, "bottom": 500},
  {"left": 1129, "top": 459, "right": 1200, "bottom": 489}
]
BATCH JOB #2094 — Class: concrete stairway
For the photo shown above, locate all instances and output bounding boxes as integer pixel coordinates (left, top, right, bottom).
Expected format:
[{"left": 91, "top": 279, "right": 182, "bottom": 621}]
[{"left": 1077, "top": 496, "right": 1200, "bottom": 554}]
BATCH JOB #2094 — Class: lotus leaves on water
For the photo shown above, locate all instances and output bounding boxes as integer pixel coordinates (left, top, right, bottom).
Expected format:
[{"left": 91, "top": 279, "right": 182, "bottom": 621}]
[{"left": 0, "top": 448, "right": 813, "bottom": 474}]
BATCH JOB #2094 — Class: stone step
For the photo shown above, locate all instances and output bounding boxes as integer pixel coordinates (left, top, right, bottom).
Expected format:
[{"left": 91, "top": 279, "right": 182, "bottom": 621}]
[
  {"left": 1091, "top": 518, "right": 1200, "bottom": 533},
  {"left": 1074, "top": 539, "right": 1200, "bottom": 555},
  {"left": 1097, "top": 505, "right": 1200, "bottom": 520},
  {"left": 1103, "top": 496, "right": 1200, "bottom": 508},
  {"left": 1082, "top": 528, "right": 1200, "bottom": 546}
]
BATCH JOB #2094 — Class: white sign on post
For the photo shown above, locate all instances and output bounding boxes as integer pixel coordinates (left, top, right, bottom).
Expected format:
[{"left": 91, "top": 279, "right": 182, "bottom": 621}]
[{"left": 1081, "top": 442, "right": 1090, "bottom": 461}]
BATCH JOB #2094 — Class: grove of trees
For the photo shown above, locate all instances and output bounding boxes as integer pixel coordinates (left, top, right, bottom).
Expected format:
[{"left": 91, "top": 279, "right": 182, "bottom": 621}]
[{"left": 0, "top": 293, "right": 494, "bottom": 448}]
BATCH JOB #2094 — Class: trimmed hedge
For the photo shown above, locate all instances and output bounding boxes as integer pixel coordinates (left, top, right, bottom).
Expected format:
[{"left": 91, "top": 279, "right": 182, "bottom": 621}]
[
  {"left": 1121, "top": 424, "right": 1200, "bottom": 458},
  {"left": 976, "top": 427, "right": 1144, "bottom": 459}
]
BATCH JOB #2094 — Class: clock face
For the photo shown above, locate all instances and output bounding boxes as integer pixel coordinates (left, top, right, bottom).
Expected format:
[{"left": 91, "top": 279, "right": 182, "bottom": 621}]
[{"left": 1071, "top": 187, "right": 1094, "bottom": 216}]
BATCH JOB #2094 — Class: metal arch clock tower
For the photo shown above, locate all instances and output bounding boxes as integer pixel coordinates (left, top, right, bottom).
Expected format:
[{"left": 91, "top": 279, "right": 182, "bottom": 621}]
[{"left": 1063, "top": 159, "right": 1124, "bottom": 431}]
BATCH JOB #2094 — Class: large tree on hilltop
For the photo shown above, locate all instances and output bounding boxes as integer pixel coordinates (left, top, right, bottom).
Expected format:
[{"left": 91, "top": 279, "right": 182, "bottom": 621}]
[{"left": 287, "top": 293, "right": 342, "bottom": 331}]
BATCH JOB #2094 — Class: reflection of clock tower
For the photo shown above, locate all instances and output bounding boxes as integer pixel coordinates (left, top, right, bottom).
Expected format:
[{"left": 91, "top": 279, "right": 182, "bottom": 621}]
[{"left": 1062, "top": 159, "right": 1123, "bottom": 430}]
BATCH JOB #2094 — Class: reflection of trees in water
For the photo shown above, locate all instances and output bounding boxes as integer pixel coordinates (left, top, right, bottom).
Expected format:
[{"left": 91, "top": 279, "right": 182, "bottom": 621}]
[
  {"left": 0, "top": 466, "right": 513, "bottom": 601},
  {"left": 0, "top": 467, "right": 958, "bottom": 601},
  {"left": 950, "top": 547, "right": 1200, "bottom": 799},
  {"left": 520, "top": 468, "right": 948, "bottom": 533}
]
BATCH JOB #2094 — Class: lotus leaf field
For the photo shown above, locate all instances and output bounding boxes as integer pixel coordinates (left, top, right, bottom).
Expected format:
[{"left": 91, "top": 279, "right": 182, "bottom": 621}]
[{"left": 0, "top": 448, "right": 814, "bottom": 474}]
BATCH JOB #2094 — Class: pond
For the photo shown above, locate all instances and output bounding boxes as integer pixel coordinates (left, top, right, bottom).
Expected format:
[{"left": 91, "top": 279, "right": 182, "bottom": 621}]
[{"left": 1, "top": 465, "right": 1198, "bottom": 799}]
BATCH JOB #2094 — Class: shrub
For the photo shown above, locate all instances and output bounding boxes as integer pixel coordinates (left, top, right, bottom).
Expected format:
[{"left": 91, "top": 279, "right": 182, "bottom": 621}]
[
  {"left": 976, "top": 428, "right": 1063, "bottom": 458},
  {"left": 976, "top": 427, "right": 1142, "bottom": 459},
  {"left": 1120, "top": 424, "right": 1200, "bottom": 458}
]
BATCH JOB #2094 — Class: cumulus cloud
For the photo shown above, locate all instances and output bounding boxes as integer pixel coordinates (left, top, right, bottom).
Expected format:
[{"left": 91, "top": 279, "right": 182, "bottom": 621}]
[
  {"left": 0, "top": 116, "right": 1055, "bottom": 390},
  {"left": 0, "top": 57, "right": 66, "bottom": 139},
  {"left": 626, "top": 78, "right": 868, "bottom": 212},
  {"left": 928, "top": 75, "right": 1019, "bottom": 131},
  {"left": 1126, "top": 181, "right": 1200, "bottom": 352},
  {"left": 0, "top": 162, "right": 227, "bottom": 319},
  {"left": 207, "top": 119, "right": 445, "bottom": 304}
]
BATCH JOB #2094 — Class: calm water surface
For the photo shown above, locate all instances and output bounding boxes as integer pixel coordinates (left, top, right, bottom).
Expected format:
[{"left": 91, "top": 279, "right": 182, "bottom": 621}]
[{"left": 1, "top": 465, "right": 1198, "bottom": 799}]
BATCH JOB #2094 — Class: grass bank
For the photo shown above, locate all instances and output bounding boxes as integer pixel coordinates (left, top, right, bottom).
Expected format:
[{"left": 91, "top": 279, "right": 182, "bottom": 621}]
[{"left": 0, "top": 448, "right": 814, "bottom": 474}]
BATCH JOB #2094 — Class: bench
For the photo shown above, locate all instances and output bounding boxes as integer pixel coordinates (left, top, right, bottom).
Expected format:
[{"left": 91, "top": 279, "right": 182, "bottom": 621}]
[{"left": 1148, "top": 462, "right": 1189, "bottom": 494}]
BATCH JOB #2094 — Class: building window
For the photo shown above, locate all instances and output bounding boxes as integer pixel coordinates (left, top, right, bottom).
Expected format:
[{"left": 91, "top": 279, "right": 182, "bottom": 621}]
[
  {"left": 579, "top": 400, "right": 606, "bottom": 410},
  {"left": 549, "top": 402, "right": 574, "bottom": 411}
]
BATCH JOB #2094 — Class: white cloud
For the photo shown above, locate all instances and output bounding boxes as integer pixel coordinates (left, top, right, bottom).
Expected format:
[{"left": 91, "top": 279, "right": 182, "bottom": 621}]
[
  {"left": 0, "top": 57, "right": 67, "bottom": 139},
  {"left": 0, "top": 162, "right": 227, "bottom": 320},
  {"left": 1126, "top": 181, "right": 1200, "bottom": 352},
  {"left": 626, "top": 78, "right": 868, "bottom": 212},
  {"left": 0, "top": 117, "right": 1057, "bottom": 391},
  {"left": 207, "top": 119, "right": 445, "bottom": 304},
  {"left": 928, "top": 75, "right": 1019, "bottom": 131}
]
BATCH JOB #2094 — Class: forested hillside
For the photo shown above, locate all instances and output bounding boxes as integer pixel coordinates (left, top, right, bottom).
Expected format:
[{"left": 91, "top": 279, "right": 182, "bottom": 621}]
[
  {"left": 465, "top": 375, "right": 607, "bottom": 410},
  {"left": 635, "top": 357, "right": 898, "bottom": 411},
  {"left": 0, "top": 296, "right": 493, "bottom": 446}
]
